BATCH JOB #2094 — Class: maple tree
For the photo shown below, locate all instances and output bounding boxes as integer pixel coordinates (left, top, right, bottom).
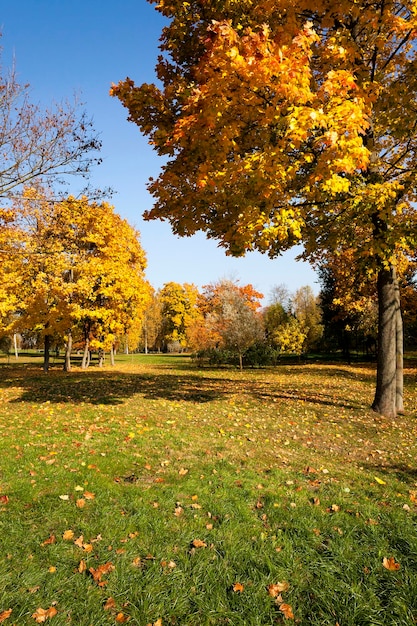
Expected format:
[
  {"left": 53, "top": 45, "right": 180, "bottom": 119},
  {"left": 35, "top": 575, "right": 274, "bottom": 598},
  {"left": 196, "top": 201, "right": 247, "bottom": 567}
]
[{"left": 112, "top": 0, "right": 417, "bottom": 417}]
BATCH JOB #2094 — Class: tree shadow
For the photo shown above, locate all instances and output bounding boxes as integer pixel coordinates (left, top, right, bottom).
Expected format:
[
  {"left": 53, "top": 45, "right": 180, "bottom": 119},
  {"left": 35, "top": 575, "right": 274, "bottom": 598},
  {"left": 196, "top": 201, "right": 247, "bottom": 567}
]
[
  {"left": 0, "top": 362, "right": 377, "bottom": 411},
  {"left": 360, "top": 462, "right": 417, "bottom": 486}
]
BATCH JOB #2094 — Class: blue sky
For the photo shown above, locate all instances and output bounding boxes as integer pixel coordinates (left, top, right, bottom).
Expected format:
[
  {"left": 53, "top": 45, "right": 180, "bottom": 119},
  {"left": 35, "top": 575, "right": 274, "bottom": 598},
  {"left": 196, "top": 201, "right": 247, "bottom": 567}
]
[{"left": 1, "top": 0, "right": 319, "bottom": 303}]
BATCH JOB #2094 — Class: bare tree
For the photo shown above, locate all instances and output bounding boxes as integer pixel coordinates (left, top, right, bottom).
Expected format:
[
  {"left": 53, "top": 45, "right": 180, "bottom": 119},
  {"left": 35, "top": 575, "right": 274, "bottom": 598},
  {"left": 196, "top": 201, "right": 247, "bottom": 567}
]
[{"left": 0, "top": 54, "right": 101, "bottom": 199}]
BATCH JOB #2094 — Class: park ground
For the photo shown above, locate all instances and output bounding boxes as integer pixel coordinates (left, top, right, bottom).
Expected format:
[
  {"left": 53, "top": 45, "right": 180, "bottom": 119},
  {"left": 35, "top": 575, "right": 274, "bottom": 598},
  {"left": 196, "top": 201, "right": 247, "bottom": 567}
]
[{"left": 0, "top": 354, "right": 417, "bottom": 625}]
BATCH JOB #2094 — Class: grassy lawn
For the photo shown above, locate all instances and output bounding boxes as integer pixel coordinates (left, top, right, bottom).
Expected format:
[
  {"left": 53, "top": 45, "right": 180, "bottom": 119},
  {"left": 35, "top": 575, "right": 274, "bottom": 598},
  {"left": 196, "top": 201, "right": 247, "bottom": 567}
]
[{"left": 0, "top": 354, "right": 416, "bottom": 625}]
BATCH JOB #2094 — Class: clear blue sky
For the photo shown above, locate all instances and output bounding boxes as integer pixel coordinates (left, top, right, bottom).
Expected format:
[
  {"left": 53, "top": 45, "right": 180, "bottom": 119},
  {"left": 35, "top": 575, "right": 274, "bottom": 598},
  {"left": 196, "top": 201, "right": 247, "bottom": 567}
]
[{"left": 1, "top": 0, "right": 319, "bottom": 303}]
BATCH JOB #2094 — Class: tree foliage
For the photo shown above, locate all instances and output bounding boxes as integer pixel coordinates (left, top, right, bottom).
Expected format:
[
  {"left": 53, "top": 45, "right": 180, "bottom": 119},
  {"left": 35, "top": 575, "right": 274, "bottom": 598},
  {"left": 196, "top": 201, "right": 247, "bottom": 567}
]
[{"left": 3, "top": 189, "right": 150, "bottom": 370}]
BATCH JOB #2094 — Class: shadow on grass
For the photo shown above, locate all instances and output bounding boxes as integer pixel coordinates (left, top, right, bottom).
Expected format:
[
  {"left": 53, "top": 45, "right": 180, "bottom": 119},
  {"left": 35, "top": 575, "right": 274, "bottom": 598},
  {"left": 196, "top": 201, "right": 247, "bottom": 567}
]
[
  {"left": 361, "top": 462, "right": 417, "bottom": 486},
  {"left": 0, "top": 362, "right": 377, "bottom": 411}
]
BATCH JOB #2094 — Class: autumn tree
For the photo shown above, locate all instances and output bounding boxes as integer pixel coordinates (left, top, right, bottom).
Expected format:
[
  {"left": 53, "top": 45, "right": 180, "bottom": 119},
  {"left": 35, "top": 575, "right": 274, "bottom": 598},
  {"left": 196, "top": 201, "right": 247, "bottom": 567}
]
[
  {"left": 189, "top": 279, "right": 264, "bottom": 368},
  {"left": 159, "top": 282, "right": 200, "bottom": 350},
  {"left": 112, "top": 0, "right": 417, "bottom": 417},
  {"left": 292, "top": 286, "right": 323, "bottom": 352},
  {"left": 8, "top": 190, "right": 150, "bottom": 371}
]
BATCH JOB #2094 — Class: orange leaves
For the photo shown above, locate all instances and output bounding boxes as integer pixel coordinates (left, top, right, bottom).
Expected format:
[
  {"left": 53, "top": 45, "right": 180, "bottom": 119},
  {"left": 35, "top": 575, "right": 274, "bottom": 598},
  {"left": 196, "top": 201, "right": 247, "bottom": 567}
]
[
  {"left": 383, "top": 557, "right": 401, "bottom": 571},
  {"left": 31, "top": 607, "right": 57, "bottom": 623},
  {"left": 89, "top": 562, "right": 115, "bottom": 586},
  {"left": 0, "top": 609, "right": 12, "bottom": 623},
  {"left": 232, "top": 582, "right": 244, "bottom": 593},
  {"left": 267, "top": 582, "right": 294, "bottom": 619}
]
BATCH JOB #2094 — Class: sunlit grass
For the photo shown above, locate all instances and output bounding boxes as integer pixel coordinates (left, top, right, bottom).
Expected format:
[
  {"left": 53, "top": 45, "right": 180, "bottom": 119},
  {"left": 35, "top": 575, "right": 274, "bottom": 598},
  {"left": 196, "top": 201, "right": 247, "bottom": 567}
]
[{"left": 0, "top": 355, "right": 416, "bottom": 624}]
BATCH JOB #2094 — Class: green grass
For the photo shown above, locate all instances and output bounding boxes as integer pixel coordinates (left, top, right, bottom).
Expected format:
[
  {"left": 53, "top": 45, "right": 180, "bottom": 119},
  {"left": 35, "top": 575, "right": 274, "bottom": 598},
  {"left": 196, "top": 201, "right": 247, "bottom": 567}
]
[{"left": 0, "top": 355, "right": 417, "bottom": 625}]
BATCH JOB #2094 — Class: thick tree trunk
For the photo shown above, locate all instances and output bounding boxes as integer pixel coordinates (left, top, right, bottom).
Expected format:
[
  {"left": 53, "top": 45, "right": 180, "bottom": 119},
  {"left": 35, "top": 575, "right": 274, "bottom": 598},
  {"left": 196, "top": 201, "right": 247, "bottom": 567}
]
[
  {"left": 43, "top": 334, "right": 51, "bottom": 373},
  {"left": 63, "top": 331, "right": 72, "bottom": 372},
  {"left": 372, "top": 266, "right": 402, "bottom": 418}
]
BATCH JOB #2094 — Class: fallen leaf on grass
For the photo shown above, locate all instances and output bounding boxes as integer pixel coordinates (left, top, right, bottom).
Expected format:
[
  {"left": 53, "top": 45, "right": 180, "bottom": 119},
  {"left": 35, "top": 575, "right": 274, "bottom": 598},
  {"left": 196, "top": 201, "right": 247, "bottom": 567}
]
[
  {"left": 374, "top": 476, "right": 386, "bottom": 485},
  {"left": 192, "top": 539, "right": 207, "bottom": 548},
  {"left": 62, "top": 530, "right": 74, "bottom": 541},
  {"left": 78, "top": 560, "right": 87, "bottom": 573},
  {"left": 232, "top": 583, "right": 244, "bottom": 593},
  {"left": 0, "top": 609, "right": 12, "bottom": 622},
  {"left": 76, "top": 498, "right": 86, "bottom": 509},
  {"left": 0, "top": 495, "right": 9, "bottom": 505},
  {"left": 279, "top": 603, "right": 294, "bottom": 619},
  {"left": 32, "top": 607, "right": 57, "bottom": 623},
  {"left": 383, "top": 556, "right": 400, "bottom": 571},
  {"left": 267, "top": 582, "right": 290, "bottom": 597},
  {"left": 41, "top": 535, "right": 56, "bottom": 546},
  {"left": 89, "top": 562, "right": 114, "bottom": 586},
  {"left": 115, "top": 612, "right": 130, "bottom": 623},
  {"left": 103, "top": 597, "right": 116, "bottom": 610},
  {"left": 83, "top": 491, "right": 95, "bottom": 500}
]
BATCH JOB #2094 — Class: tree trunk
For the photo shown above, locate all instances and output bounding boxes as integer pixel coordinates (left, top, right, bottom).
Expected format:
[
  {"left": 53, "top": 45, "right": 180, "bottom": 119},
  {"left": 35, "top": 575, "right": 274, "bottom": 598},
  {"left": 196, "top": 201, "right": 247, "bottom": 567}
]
[
  {"left": 372, "top": 266, "right": 402, "bottom": 418},
  {"left": 13, "top": 334, "right": 19, "bottom": 359},
  {"left": 395, "top": 277, "right": 404, "bottom": 414},
  {"left": 43, "top": 334, "right": 51, "bottom": 373},
  {"left": 110, "top": 345, "right": 115, "bottom": 366},
  {"left": 81, "top": 337, "right": 90, "bottom": 369},
  {"left": 63, "top": 331, "right": 72, "bottom": 372}
]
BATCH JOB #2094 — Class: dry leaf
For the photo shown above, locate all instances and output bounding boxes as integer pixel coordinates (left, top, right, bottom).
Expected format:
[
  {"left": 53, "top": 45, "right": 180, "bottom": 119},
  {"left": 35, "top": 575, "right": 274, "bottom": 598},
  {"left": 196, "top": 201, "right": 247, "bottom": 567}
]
[
  {"left": 279, "top": 603, "right": 294, "bottom": 619},
  {"left": 62, "top": 530, "right": 74, "bottom": 540},
  {"left": 374, "top": 476, "right": 386, "bottom": 485},
  {"left": 31, "top": 607, "right": 57, "bottom": 623},
  {"left": 83, "top": 491, "right": 95, "bottom": 500},
  {"left": 192, "top": 539, "right": 207, "bottom": 548},
  {"left": 0, "top": 609, "right": 12, "bottom": 623},
  {"left": 178, "top": 468, "right": 189, "bottom": 476},
  {"left": 41, "top": 535, "right": 56, "bottom": 546},
  {"left": 89, "top": 562, "right": 114, "bottom": 584},
  {"left": 76, "top": 498, "right": 86, "bottom": 508},
  {"left": 103, "top": 597, "right": 116, "bottom": 610},
  {"left": 78, "top": 559, "right": 87, "bottom": 573},
  {"left": 233, "top": 582, "right": 244, "bottom": 592},
  {"left": 383, "top": 556, "right": 400, "bottom": 571},
  {"left": 115, "top": 613, "right": 130, "bottom": 623},
  {"left": 267, "top": 582, "right": 290, "bottom": 597}
]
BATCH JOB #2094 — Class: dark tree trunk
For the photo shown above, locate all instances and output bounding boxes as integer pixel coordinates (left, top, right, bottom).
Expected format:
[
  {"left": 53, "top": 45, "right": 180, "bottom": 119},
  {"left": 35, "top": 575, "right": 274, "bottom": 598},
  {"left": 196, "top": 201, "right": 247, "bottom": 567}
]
[
  {"left": 43, "top": 334, "right": 51, "bottom": 373},
  {"left": 372, "top": 266, "right": 403, "bottom": 418}
]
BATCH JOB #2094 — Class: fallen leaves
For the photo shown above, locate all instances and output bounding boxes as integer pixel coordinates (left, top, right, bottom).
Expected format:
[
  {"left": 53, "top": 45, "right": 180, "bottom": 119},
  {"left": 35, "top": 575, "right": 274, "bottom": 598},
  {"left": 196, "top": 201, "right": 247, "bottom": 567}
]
[
  {"left": 267, "top": 582, "right": 294, "bottom": 619},
  {"left": 89, "top": 562, "right": 115, "bottom": 586},
  {"left": 31, "top": 607, "right": 57, "bottom": 623}
]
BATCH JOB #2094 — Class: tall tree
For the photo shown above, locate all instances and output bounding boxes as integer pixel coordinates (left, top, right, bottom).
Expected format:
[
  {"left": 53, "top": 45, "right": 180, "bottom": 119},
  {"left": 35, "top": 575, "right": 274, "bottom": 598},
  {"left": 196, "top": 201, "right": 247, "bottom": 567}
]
[
  {"left": 112, "top": 0, "right": 417, "bottom": 417},
  {"left": 159, "top": 282, "right": 200, "bottom": 350}
]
